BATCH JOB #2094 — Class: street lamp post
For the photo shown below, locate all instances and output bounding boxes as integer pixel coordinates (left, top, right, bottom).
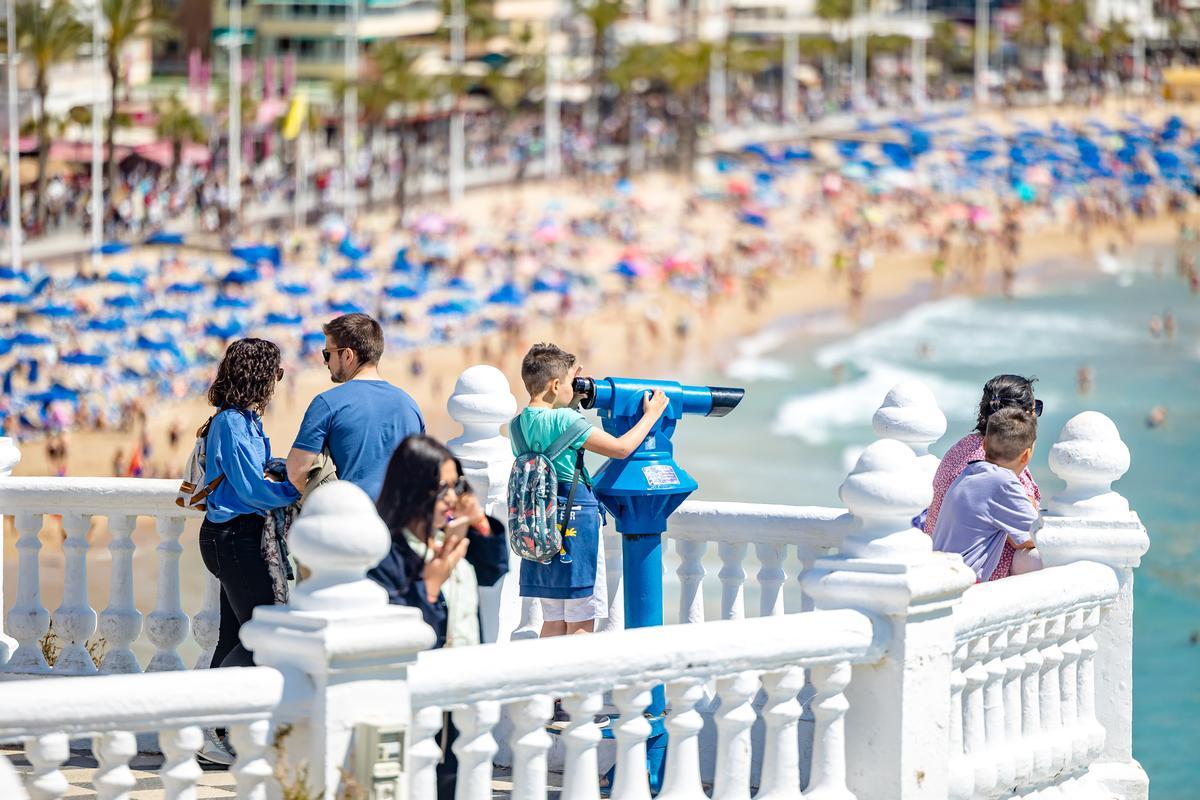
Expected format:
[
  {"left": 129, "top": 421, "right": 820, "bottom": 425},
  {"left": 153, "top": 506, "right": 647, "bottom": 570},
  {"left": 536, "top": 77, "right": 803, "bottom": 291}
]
[
  {"left": 5, "top": 0, "right": 20, "bottom": 271},
  {"left": 90, "top": 0, "right": 103, "bottom": 268},
  {"left": 973, "top": 0, "right": 989, "bottom": 106},
  {"left": 851, "top": 0, "right": 867, "bottom": 109},
  {"left": 343, "top": 0, "right": 358, "bottom": 224},
  {"left": 228, "top": 0, "right": 242, "bottom": 225},
  {"left": 544, "top": 4, "right": 562, "bottom": 181},
  {"left": 448, "top": 0, "right": 464, "bottom": 207},
  {"left": 911, "top": 0, "right": 926, "bottom": 109}
]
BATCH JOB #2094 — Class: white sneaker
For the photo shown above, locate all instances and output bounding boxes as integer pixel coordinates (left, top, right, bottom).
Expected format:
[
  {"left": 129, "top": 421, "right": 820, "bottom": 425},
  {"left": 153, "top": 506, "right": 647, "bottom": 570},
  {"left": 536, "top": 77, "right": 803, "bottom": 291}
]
[{"left": 197, "top": 728, "right": 236, "bottom": 767}]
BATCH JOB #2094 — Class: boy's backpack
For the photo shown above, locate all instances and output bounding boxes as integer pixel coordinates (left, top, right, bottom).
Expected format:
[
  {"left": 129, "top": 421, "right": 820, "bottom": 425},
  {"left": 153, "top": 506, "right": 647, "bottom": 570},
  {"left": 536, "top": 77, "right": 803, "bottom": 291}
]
[
  {"left": 507, "top": 414, "right": 592, "bottom": 564},
  {"left": 175, "top": 415, "right": 224, "bottom": 512}
]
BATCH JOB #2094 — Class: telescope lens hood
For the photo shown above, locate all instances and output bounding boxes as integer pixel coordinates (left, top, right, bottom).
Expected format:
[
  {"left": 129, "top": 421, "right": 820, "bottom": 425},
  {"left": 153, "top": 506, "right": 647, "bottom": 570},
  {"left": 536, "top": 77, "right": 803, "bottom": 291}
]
[
  {"left": 706, "top": 387, "right": 745, "bottom": 417},
  {"left": 572, "top": 377, "right": 597, "bottom": 409}
]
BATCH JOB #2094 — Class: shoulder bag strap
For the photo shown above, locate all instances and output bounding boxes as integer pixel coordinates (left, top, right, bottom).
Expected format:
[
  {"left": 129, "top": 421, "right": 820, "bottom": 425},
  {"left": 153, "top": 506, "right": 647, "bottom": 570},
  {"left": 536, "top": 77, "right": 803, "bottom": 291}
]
[
  {"left": 509, "top": 415, "right": 530, "bottom": 455},
  {"left": 559, "top": 448, "right": 586, "bottom": 532},
  {"left": 546, "top": 418, "right": 593, "bottom": 461}
]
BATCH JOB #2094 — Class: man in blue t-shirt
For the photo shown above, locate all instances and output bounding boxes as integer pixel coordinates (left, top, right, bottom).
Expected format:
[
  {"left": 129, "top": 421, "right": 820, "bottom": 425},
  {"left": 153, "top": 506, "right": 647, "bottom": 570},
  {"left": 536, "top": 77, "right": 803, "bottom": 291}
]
[{"left": 286, "top": 313, "right": 425, "bottom": 499}]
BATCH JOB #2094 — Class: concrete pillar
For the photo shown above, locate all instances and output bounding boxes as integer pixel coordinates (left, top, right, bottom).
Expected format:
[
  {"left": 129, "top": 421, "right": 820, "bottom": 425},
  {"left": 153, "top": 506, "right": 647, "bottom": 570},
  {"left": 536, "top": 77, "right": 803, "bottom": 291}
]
[
  {"left": 1036, "top": 412, "right": 1149, "bottom": 800},
  {"left": 240, "top": 481, "right": 437, "bottom": 798},
  {"left": 803, "top": 439, "right": 975, "bottom": 799}
]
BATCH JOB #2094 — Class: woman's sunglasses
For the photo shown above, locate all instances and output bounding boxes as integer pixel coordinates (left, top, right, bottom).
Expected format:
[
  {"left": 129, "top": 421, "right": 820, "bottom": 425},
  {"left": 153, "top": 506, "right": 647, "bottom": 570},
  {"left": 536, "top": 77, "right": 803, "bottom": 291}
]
[
  {"left": 1033, "top": 399, "right": 1044, "bottom": 417},
  {"left": 436, "top": 477, "right": 471, "bottom": 498},
  {"left": 989, "top": 397, "right": 1044, "bottom": 417}
]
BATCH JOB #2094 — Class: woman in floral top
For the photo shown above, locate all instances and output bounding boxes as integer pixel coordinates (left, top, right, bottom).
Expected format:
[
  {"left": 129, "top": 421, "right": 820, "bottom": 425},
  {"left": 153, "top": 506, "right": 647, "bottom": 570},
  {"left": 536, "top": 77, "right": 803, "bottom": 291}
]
[{"left": 924, "top": 375, "right": 1043, "bottom": 580}]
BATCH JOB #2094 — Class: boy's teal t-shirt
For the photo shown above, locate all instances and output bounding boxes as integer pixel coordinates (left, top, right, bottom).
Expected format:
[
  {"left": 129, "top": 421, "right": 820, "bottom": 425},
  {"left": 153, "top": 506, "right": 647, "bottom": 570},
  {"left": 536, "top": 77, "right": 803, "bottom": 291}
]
[{"left": 511, "top": 407, "right": 594, "bottom": 484}]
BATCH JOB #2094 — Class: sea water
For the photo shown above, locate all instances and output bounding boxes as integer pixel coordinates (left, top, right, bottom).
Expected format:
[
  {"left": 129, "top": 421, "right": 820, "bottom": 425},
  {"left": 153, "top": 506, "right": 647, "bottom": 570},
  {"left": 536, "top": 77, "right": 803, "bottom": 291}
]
[{"left": 674, "top": 255, "right": 1200, "bottom": 797}]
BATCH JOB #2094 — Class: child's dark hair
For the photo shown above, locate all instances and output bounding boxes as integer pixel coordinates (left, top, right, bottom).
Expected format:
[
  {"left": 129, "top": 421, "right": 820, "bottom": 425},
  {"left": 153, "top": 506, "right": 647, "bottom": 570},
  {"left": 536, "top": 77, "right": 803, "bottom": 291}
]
[
  {"left": 376, "top": 435, "right": 464, "bottom": 540},
  {"left": 521, "top": 342, "right": 576, "bottom": 395},
  {"left": 975, "top": 374, "right": 1037, "bottom": 434},
  {"left": 983, "top": 406, "right": 1037, "bottom": 464}
]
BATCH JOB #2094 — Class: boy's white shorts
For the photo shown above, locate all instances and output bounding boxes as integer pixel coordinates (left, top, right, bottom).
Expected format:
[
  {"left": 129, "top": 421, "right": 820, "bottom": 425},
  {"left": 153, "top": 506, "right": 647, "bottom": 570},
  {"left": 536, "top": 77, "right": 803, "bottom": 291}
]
[{"left": 540, "top": 534, "right": 608, "bottom": 623}]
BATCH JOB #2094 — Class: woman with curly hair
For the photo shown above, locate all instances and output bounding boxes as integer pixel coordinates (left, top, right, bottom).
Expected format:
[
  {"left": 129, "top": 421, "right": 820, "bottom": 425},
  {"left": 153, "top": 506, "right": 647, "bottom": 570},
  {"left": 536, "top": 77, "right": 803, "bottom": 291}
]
[{"left": 198, "top": 338, "right": 299, "bottom": 667}]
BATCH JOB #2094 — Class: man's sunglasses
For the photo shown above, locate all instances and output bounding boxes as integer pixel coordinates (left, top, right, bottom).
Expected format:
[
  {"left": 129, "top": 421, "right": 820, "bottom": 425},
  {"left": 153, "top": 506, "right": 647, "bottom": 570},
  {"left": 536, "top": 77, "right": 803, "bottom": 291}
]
[{"left": 321, "top": 347, "right": 349, "bottom": 363}]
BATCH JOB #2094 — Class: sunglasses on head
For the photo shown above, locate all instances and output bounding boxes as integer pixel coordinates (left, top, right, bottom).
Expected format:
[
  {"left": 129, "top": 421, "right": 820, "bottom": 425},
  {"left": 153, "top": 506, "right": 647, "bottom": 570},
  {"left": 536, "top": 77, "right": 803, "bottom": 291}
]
[
  {"left": 321, "top": 347, "right": 349, "bottom": 363},
  {"left": 437, "top": 477, "right": 471, "bottom": 498}
]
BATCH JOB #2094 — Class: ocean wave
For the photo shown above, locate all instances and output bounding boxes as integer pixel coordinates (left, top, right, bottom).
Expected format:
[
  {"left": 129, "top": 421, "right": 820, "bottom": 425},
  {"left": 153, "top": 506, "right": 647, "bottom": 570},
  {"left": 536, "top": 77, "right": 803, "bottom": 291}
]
[{"left": 772, "top": 361, "right": 981, "bottom": 445}]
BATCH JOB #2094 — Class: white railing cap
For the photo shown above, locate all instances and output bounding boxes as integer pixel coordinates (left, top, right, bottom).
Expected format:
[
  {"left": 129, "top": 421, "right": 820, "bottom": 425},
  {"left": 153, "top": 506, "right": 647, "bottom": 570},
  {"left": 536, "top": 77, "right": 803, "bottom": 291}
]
[
  {"left": 1046, "top": 411, "right": 1131, "bottom": 518},
  {"left": 669, "top": 499, "right": 850, "bottom": 549},
  {"left": 447, "top": 364, "right": 518, "bottom": 427},
  {"left": 289, "top": 480, "right": 392, "bottom": 612},
  {"left": 0, "top": 477, "right": 193, "bottom": 517},
  {"left": 0, "top": 437, "right": 20, "bottom": 477},
  {"left": 840, "top": 438, "right": 932, "bottom": 523},
  {"left": 872, "top": 380, "right": 947, "bottom": 453}
]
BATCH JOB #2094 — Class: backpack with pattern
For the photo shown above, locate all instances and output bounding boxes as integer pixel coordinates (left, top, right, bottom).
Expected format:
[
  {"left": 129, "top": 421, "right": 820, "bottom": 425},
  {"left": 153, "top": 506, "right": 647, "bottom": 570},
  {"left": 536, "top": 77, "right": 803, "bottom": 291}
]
[{"left": 507, "top": 415, "right": 592, "bottom": 564}]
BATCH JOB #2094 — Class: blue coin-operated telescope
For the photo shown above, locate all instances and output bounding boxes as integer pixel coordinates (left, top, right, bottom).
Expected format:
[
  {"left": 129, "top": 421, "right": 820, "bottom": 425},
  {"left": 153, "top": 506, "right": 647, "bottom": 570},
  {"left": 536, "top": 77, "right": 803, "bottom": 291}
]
[{"left": 574, "top": 376, "right": 744, "bottom": 787}]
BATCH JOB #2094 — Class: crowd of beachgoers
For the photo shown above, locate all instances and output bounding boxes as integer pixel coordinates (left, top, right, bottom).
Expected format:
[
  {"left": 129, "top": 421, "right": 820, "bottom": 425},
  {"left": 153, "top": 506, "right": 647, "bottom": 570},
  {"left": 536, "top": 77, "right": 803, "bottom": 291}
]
[{"left": 4, "top": 99, "right": 1200, "bottom": 479}]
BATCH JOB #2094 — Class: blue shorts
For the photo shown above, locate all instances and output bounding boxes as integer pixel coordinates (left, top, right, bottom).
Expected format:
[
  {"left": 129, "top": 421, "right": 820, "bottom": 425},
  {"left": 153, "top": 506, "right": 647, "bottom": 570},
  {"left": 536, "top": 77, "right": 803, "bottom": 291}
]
[{"left": 519, "top": 483, "right": 601, "bottom": 600}]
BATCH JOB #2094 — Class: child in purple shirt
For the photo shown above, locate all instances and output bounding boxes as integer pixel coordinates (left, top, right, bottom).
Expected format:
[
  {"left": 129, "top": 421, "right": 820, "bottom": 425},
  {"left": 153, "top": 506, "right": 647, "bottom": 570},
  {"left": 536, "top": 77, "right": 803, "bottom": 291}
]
[{"left": 933, "top": 407, "right": 1042, "bottom": 582}]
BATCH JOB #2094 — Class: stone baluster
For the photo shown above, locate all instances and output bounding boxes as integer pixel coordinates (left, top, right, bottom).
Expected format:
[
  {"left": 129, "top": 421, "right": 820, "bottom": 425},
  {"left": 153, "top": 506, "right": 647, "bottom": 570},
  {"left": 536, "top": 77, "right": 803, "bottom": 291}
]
[
  {"left": 947, "top": 642, "right": 972, "bottom": 800},
  {"left": 228, "top": 719, "right": 273, "bottom": 800},
  {"left": 407, "top": 706, "right": 445, "bottom": 800},
  {"left": 51, "top": 513, "right": 97, "bottom": 674},
  {"left": 712, "top": 672, "right": 758, "bottom": 800},
  {"left": 508, "top": 695, "right": 552, "bottom": 800},
  {"left": 191, "top": 573, "right": 221, "bottom": 669},
  {"left": 755, "top": 542, "right": 787, "bottom": 617},
  {"left": 453, "top": 701, "right": 501, "bottom": 800},
  {"left": 0, "top": 436, "right": 22, "bottom": 663},
  {"left": 794, "top": 544, "right": 819, "bottom": 613},
  {"left": 160, "top": 726, "right": 203, "bottom": 798},
  {"left": 611, "top": 685, "right": 653, "bottom": 800},
  {"left": 803, "top": 438, "right": 975, "bottom": 798},
  {"left": 675, "top": 540, "right": 707, "bottom": 624},
  {"left": 94, "top": 731, "right": 137, "bottom": 800},
  {"left": 146, "top": 516, "right": 189, "bottom": 672},
  {"left": 1078, "top": 607, "right": 1105, "bottom": 762},
  {"left": 982, "top": 630, "right": 1011, "bottom": 793},
  {"left": 717, "top": 541, "right": 747, "bottom": 620},
  {"left": 871, "top": 379, "right": 947, "bottom": 479},
  {"left": 26, "top": 733, "right": 68, "bottom": 800},
  {"left": 97, "top": 515, "right": 142, "bottom": 674},
  {"left": 1003, "top": 625, "right": 1028, "bottom": 786},
  {"left": 1059, "top": 611, "right": 1084, "bottom": 772},
  {"left": 756, "top": 667, "right": 805, "bottom": 800},
  {"left": 806, "top": 661, "right": 853, "bottom": 800},
  {"left": 7, "top": 513, "right": 50, "bottom": 673},
  {"left": 1013, "top": 622, "right": 1040, "bottom": 788},
  {"left": 0, "top": 752, "right": 30, "bottom": 800},
  {"left": 962, "top": 636, "right": 991, "bottom": 793},
  {"left": 241, "top": 481, "right": 437, "bottom": 797},
  {"left": 1040, "top": 616, "right": 1067, "bottom": 777},
  {"left": 445, "top": 365, "right": 532, "bottom": 643},
  {"left": 659, "top": 679, "right": 706, "bottom": 800},
  {"left": 1036, "top": 411, "right": 1148, "bottom": 799},
  {"left": 1024, "top": 621, "right": 1051, "bottom": 784},
  {"left": 560, "top": 693, "right": 604, "bottom": 800}
]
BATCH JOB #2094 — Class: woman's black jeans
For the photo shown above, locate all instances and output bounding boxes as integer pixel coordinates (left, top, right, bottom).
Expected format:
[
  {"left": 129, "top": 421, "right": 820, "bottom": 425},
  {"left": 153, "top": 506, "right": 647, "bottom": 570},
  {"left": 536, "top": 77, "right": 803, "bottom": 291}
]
[{"left": 198, "top": 513, "right": 275, "bottom": 668}]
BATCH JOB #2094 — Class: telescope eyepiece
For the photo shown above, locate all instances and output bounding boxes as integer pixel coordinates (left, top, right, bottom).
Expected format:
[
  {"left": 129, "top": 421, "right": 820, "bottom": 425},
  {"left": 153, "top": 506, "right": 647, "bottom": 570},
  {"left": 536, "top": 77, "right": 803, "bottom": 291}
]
[
  {"left": 572, "top": 376, "right": 597, "bottom": 409},
  {"left": 706, "top": 387, "right": 745, "bottom": 417}
]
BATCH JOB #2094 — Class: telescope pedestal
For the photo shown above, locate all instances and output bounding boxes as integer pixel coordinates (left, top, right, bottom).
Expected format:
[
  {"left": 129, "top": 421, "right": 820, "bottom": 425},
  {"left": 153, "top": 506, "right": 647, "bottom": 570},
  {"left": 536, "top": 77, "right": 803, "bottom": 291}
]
[{"left": 620, "top": 531, "right": 668, "bottom": 792}]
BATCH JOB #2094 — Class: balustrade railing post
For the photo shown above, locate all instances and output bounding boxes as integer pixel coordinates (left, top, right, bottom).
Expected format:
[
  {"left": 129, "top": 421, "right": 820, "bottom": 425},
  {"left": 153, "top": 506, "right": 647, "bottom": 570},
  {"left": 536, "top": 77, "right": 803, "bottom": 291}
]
[
  {"left": 871, "top": 380, "right": 946, "bottom": 479},
  {"left": 241, "top": 481, "right": 437, "bottom": 798},
  {"left": 1035, "top": 412, "right": 1149, "bottom": 800},
  {"left": 0, "top": 436, "right": 20, "bottom": 664},
  {"left": 803, "top": 439, "right": 975, "bottom": 799}
]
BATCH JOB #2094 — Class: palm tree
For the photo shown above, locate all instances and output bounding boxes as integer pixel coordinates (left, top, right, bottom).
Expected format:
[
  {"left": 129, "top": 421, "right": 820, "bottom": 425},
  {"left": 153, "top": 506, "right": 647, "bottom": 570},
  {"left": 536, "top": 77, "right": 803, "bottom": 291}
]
[
  {"left": 367, "top": 41, "right": 440, "bottom": 222},
  {"left": 608, "top": 43, "right": 661, "bottom": 172},
  {"left": 154, "top": 95, "right": 205, "bottom": 187},
  {"left": 1014, "top": 0, "right": 1089, "bottom": 64},
  {"left": 9, "top": 0, "right": 88, "bottom": 226},
  {"left": 577, "top": 0, "right": 624, "bottom": 140},
  {"left": 658, "top": 41, "right": 714, "bottom": 174},
  {"left": 102, "top": 0, "right": 172, "bottom": 210}
]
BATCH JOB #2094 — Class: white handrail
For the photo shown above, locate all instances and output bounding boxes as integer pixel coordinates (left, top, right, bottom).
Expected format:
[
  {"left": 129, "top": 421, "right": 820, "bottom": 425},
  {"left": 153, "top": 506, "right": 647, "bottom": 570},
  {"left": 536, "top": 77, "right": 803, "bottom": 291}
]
[
  {"left": 0, "top": 477, "right": 197, "bottom": 517},
  {"left": 669, "top": 500, "right": 850, "bottom": 548},
  {"left": 409, "top": 608, "right": 880, "bottom": 709},
  {"left": 0, "top": 666, "right": 300, "bottom": 738},
  {"left": 953, "top": 562, "right": 1119, "bottom": 641}
]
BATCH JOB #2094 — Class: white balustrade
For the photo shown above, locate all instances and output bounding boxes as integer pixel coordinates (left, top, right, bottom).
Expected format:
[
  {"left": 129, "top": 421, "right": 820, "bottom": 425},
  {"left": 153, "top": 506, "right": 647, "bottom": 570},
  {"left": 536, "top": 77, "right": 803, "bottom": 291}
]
[
  {"left": 871, "top": 378, "right": 947, "bottom": 477},
  {"left": 0, "top": 436, "right": 21, "bottom": 663},
  {"left": 159, "top": 726, "right": 203, "bottom": 798},
  {"left": 0, "top": 477, "right": 209, "bottom": 675},
  {"left": 409, "top": 609, "right": 879, "bottom": 800}
]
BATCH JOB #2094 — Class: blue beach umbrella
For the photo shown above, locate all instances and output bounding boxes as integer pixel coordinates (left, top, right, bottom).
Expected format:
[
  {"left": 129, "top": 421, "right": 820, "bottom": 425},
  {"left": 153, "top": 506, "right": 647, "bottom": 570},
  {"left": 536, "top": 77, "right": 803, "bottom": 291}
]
[
  {"left": 146, "top": 308, "right": 188, "bottom": 322},
  {"left": 13, "top": 332, "right": 51, "bottom": 346},
  {"left": 205, "top": 320, "right": 244, "bottom": 339},
  {"left": 85, "top": 317, "right": 126, "bottom": 332},
  {"left": 277, "top": 283, "right": 311, "bottom": 296},
  {"left": 215, "top": 295, "right": 254, "bottom": 309},
  {"left": 334, "top": 266, "right": 371, "bottom": 282},
  {"left": 612, "top": 261, "right": 639, "bottom": 279},
  {"left": 0, "top": 266, "right": 27, "bottom": 281},
  {"left": 35, "top": 304, "right": 74, "bottom": 318},
  {"left": 301, "top": 331, "right": 325, "bottom": 346},
  {"left": 427, "top": 300, "right": 472, "bottom": 317},
  {"left": 265, "top": 312, "right": 303, "bottom": 327},
  {"left": 231, "top": 244, "right": 282, "bottom": 267},
  {"left": 836, "top": 141, "right": 862, "bottom": 159},
  {"left": 0, "top": 292, "right": 28, "bottom": 304},
  {"left": 531, "top": 276, "right": 569, "bottom": 294},
  {"left": 338, "top": 237, "right": 370, "bottom": 262},
  {"left": 392, "top": 248, "right": 413, "bottom": 273},
  {"left": 328, "top": 301, "right": 364, "bottom": 314},
  {"left": 106, "top": 270, "right": 145, "bottom": 285},
  {"left": 28, "top": 384, "right": 79, "bottom": 405},
  {"left": 61, "top": 352, "right": 107, "bottom": 366},
  {"left": 385, "top": 284, "right": 421, "bottom": 300},
  {"left": 166, "top": 281, "right": 204, "bottom": 295},
  {"left": 98, "top": 241, "right": 130, "bottom": 255},
  {"left": 881, "top": 142, "right": 913, "bottom": 170},
  {"left": 486, "top": 284, "right": 525, "bottom": 306},
  {"left": 104, "top": 295, "right": 141, "bottom": 310},
  {"left": 738, "top": 210, "right": 768, "bottom": 228},
  {"left": 223, "top": 267, "right": 261, "bottom": 285},
  {"left": 445, "top": 276, "right": 474, "bottom": 293},
  {"left": 144, "top": 231, "right": 185, "bottom": 246}
]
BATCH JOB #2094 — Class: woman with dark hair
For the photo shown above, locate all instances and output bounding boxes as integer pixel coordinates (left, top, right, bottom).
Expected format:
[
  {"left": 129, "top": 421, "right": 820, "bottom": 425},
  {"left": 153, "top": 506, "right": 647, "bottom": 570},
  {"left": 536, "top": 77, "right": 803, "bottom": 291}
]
[
  {"left": 368, "top": 435, "right": 507, "bottom": 649},
  {"left": 923, "top": 374, "right": 1043, "bottom": 580},
  {"left": 368, "top": 435, "right": 508, "bottom": 800}
]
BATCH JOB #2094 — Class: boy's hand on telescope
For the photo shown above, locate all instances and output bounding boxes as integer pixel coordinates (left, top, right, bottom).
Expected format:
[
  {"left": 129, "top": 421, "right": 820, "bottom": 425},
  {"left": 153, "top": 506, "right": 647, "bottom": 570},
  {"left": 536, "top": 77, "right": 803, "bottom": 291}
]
[{"left": 643, "top": 389, "right": 669, "bottom": 418}]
